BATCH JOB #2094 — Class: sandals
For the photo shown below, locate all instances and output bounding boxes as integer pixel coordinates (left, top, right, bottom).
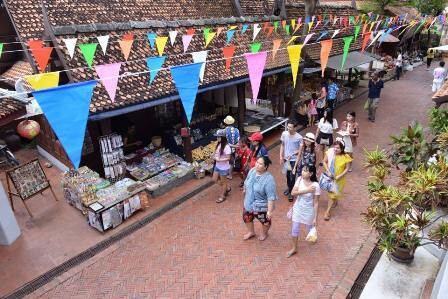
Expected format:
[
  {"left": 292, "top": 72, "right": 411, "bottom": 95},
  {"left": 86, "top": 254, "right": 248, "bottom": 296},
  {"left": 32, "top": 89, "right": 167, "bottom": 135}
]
[
  {"left": 324, "top": 212, "right": 331, "bottom": 221},
  {"left": 216, "top": 187, "right": 232, "bottom": 203}
]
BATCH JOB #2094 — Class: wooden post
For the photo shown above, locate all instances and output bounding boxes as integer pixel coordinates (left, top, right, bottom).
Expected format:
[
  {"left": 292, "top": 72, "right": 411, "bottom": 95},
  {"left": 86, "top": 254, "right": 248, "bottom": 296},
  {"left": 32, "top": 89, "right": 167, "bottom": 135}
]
[{"left": 237, "top": 83, "right": 246, "bottom": 133}]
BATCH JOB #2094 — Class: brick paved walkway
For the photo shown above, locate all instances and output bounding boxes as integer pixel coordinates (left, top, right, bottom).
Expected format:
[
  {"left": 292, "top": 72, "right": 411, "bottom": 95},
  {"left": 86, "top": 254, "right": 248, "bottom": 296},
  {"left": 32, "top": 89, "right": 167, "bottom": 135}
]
[{"left": 31, "top": 66, "right": 434, "bottom": 298}]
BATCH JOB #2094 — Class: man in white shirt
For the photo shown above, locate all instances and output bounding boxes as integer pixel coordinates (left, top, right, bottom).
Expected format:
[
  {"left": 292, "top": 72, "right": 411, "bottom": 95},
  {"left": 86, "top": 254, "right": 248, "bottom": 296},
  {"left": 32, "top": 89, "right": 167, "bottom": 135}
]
[
  {"left": 280, "top": 120, "right": 303, "bottom": 202},
  {"left": 432, "top": 61, "right": 446, "bottom": 93}
]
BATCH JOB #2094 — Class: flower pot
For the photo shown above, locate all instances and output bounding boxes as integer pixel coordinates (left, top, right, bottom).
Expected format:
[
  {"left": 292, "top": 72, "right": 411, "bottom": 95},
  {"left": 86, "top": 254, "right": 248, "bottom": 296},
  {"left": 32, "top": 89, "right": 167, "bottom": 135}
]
[{"left": 389, "top": 247, "right": 415, "bottom": 264}]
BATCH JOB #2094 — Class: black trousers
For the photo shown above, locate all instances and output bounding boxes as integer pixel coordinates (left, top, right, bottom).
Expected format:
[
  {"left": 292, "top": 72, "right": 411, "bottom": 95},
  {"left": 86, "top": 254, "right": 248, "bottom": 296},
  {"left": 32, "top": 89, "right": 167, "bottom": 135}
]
[{"left": 286, "top": 160, "right": 296, "bottom": 194}]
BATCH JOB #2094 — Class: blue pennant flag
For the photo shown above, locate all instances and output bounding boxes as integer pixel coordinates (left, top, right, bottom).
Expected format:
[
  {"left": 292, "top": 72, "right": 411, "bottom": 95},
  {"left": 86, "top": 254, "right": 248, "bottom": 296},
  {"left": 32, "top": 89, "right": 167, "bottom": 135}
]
[
  {"left": 323, "top": 20, "right": 330, "bottom": 28},
  {"left": 316, "top": 31, "right": 329, "bottom": 42},
  {"left": 32, "top": 81, "right": 96, "bottom": 169},
  {"left": 170, "top": 63, "right": 203, "bottom": 123},
  {"left": 146, "top": 56, "right": 166, "bottom": 83},
  {"left": 241, "top": 24, "right": 249, "bottom": 34},
  {"left": 147, "top": 32, "right": 157, "bottom": 49},
  {"left": 379, "top": 28, "right": 393, "bottom": 46},
  {"left": 226, "top": 30, "right": 236, "bottom": 44},
  {"left": 305, "top": 15, "right": 310, "bottom": 24}
]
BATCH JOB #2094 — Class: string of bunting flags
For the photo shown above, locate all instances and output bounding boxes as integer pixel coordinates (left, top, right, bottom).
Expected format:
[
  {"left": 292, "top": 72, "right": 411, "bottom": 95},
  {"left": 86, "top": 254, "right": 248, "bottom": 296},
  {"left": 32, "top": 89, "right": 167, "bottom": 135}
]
[{"left": 2, "top": 12, "right": 445, "bottom": 169}]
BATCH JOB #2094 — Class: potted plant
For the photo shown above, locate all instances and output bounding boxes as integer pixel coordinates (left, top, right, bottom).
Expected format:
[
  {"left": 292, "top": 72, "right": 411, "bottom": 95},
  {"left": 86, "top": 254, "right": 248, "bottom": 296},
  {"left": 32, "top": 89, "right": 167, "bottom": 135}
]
[{"left": 363, "top": 148, "right": 448, "bottom": 263}]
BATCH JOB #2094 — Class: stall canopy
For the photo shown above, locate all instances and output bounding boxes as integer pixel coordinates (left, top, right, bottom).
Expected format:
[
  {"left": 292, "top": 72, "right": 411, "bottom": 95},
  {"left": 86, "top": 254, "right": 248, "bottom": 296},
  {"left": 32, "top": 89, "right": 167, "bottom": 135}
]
[{"left": 317, "top": 51, "right": 376, "bottom": 71}]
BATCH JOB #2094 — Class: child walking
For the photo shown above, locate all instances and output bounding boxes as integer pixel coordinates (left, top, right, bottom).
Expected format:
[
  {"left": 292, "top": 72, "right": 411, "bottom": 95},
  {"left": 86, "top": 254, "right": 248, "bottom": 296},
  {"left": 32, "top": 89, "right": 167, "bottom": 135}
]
[
  {"left": 236, "top": 136, "right": 252, "bottom": 188},
  {"left": 308, "top": 93, "right": 318, "bottom": 127}
]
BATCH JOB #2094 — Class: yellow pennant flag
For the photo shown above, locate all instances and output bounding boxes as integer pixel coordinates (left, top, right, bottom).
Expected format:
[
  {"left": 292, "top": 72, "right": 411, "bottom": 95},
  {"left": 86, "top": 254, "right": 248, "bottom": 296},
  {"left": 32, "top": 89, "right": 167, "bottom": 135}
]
[
  {"left": 287, "top": 44, "right": 303, "bottom": 88},
  {"left": 369, "top": 21, "right": 375, "bottom": 32},
  {"left": 308, "top": 22, "right": 314, "bottom": 33},
  {"left": 155, "top": 36, "right": 168, "bottom": 56},
  {"left": 205, "top": 32, "right": 216, "bottom": 47},
  {"left": 288, "top": 36, "right": 299, "bottom": 45},
  {"left": 291, "top": 19, "right": 296, "bottom": 30},
  {"left": 229, "top": 25, "right": 238, "bottom": 30},
  {"left": 25, "top": 72, "right": 60, "bottom": 91}
]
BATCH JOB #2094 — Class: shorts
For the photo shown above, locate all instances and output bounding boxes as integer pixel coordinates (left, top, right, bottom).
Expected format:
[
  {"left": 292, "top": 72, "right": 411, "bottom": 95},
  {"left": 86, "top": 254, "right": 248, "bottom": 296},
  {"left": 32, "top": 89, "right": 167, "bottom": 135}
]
[
  {"left": 214, "top": 167, "right": 230, "bottom": 176},
  {"left": 316, "top": 132, "right": 333, "bottom": 146},
  {"left": 243, "top": 209, "right": 271, "bottom": 226}
]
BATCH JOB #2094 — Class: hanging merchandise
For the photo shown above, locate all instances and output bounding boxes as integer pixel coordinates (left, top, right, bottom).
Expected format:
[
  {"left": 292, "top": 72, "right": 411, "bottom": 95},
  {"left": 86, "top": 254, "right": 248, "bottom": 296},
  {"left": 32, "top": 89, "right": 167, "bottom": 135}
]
[
  {"left": 340, "top": 36, "right": 353, "bottom": 70},
  {"left": 170, "top": 62, "right": 203, "bottom": 123},
  {"left": 245, "top": 51, "right": 267, "bottom": 103},
  {"left": 25, "top": 72, "right": 60, "bottom": 91},
  {"left": 146, "top": 56, "right": 166, "bottom": 83},
  {"left": 63, "top": 38, "right": 77, "bottom": 59},
  {"left": 32, "top": 81, "right": 96, "bottom": 169},
  {"left": 99, "top": 133, "right": 126, "bottom": 182},
  {"left": 287, "top": 44, "right": 303, "bottom": 88},
  {"left": 223, "top": 45, "right": 236, "bottom": 72},
  {"left": 97, "top": 35, "right": 110, "bottom": 55},
  {"left": 79, "top": 43, "right": 98, "bottom": 67},
  {"left": 95, "top": 63, "right": 121, "bottom": 102},
  {"left": 320, "top": 39, "right": 333, "bottom": 77}
]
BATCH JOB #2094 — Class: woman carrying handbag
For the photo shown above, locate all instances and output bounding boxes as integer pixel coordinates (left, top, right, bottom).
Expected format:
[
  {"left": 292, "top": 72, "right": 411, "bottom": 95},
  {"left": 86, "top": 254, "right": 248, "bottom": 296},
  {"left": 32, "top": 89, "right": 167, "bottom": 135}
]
[{"left": 286, "top": 165, "right": 320, "bottom": 258}]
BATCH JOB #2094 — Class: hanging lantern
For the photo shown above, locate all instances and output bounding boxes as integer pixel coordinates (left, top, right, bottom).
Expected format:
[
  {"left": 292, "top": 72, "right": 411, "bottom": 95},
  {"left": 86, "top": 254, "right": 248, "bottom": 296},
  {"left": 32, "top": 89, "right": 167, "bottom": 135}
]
[{"left": 17, "top": 120, "right": 40, "bottom": 140}]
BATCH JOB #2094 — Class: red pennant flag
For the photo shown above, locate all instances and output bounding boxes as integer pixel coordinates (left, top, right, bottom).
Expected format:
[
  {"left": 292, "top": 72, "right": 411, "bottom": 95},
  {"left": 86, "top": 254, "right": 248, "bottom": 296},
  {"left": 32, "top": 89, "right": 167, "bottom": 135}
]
[
  {"left": 31, "top": 47, "right": 53, "bottom": 72},
  {"left": 267, "top": 26, "right": 274, "bottom": 37},
  {"left": 362, "top": 23, "right": 368, "bottom": 35},
  {"left": 28, "top": 39, "right": 44, "bottom": 49},
  {"left": 186, "top": 28, "right": 195, "bottom": 35},
  {"left": 263, "top": 22, "right": 270, "bottom": 33},
  {"left": 343, "top": 17, "right": 348, "bottom": 28},
  {"left": 122, "top": 33, "right": 134, "bottom": 41},
  {"left": 318, "top": 15, "right": 322, "bottom": 21},
  {"left": 223, "top": 45, "right": 236, "bottom": 72},
  {"left": 361, "top": 32, "right": 372, "bottom": 52}
]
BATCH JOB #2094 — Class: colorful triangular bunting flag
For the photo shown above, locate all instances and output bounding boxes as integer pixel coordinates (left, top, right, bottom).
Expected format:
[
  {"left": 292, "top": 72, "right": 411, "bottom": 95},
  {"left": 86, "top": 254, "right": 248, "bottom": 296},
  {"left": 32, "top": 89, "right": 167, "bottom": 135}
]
[
  {"left": 191, "top": 51, "right": 208, "bottom": 82},
  {"left": 223, "top": 45, "right": 236, "bottom": 72},
  {"left": 146, "top": 56, "right": 166, "bottom": 83},
  {"left": 97, "top": 35, "right": 110, "bottom": 55},
  {"left": 245, "top": 52, "right": 267, "bottom": 103},
  {"left": 25, "top": 72, "right": 60, "bottom": 91},
  {"left": 95, "top": 63, "right": 121, "bottom": 102},
  {"left": 63, "top": 38, "right": 77, "bottom": 60},
  {"left": 79, "top": 43, "right": 98, "bottom": 67}
]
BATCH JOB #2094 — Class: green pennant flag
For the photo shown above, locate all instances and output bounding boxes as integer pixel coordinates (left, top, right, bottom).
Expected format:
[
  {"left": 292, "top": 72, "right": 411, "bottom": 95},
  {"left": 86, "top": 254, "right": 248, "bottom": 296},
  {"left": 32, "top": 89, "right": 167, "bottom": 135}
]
[
  {"left": 203, "top": 28, "right": 211, "bottom": 41},
  {"left": 340, "top": 36, "right": 353, "bottom": 71},
  {"left": 0, "top": 43, "right": 3, "bottom": 59},
  {"left": 250, "top": 42, "right": 262, "bottom": 53},
  {"left": 285, "top": 24, "right": 291, "bottom": 35},
  {"left": 274, "top": 21, "right": 279, "bottom": 32},
  {"left": 354, "top": 25, "right": 361, "bottom": 42},
  {"left": 79, "top": 43, "right": 98, "bottom": 67},
  {"left": 349, "top": 16, "right": 355, "bottom": 25}
]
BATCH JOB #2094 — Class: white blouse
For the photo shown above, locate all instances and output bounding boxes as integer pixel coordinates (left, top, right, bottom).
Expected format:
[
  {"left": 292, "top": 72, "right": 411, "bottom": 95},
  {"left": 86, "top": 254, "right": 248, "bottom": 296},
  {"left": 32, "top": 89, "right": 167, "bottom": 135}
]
[{"left": 318, "top": 118, "right": 338, "bottom": 134}]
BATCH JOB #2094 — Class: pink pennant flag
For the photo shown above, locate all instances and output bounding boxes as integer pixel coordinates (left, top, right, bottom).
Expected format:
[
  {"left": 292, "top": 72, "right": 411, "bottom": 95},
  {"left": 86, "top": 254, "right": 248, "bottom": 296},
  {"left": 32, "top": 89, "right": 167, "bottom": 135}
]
[
  {"left": 245, "top": 52, "right": 267, "bottom": 103},
  {"left": 303, "top": 33, "right": 315, "bottom": 46},
  {"left": 182, "top": 34, "right": 194, "bottom": 53},
  {"left": 95, "top": 63, "right": 121, "bottom": 102}
]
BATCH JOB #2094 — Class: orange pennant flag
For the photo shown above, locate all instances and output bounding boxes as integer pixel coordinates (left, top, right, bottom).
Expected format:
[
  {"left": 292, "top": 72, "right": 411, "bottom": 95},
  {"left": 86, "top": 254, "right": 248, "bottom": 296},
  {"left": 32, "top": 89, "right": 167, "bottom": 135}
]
[
  {"left": 186, "top": 28, "right": 195, "bottom": 35},
  {"left": 263, "top": 22, "right": 270, "bottom": 33},
  {"left": 282, "top": 20, "right": 287, "bottom": 28},
  {"left": 122, "top": 33, "right": 134, "bottom": 41},
  {"left": 30, "top": 47, "right": 53, "bottom": 72},
  {"left": 272, "top": 39, "right": 282, "bottom": 60},
  {"left": 223, "top": 45, "right": 236, "bottom": 73},
  {"left": 267, "top": 26, "right": 274, "bottom": 37},
  {"left": 217, "top": 27, "right": 225, "bottom": 37},
  {"left": 118, "top": 39, "right": 133, "bottom": 60},
  {"left": 320, "top": 40, "right": 333, "bottom": 78},
  {"left": 362, "top": 32, "right": 372, "bottom": 52},
  {"left": 28, "top": 39, "right": 43, "bottom": 49}
]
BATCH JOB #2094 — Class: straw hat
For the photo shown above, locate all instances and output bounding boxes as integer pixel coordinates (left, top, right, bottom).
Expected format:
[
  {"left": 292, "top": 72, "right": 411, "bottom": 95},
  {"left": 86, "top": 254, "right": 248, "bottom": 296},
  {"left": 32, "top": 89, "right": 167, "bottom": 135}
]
[
  {"left": 303, "top": 132, "right": 315, "bottom": 143},
  {"left": 223, "top": 115, "right": 235, "bottom": 125}
]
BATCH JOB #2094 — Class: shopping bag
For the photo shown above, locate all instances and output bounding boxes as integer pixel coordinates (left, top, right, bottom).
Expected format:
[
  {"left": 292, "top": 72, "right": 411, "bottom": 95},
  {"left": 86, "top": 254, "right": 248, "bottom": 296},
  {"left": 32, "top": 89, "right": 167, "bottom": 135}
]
[
  {"left": 319, "top": 173, "right": 334, "bottom": 192},
  {"left": 305, "top": 227, "right": 318, "bottom": 242},
  {"left": 364, "top": 100, "right": 370, "bottom": 110}
]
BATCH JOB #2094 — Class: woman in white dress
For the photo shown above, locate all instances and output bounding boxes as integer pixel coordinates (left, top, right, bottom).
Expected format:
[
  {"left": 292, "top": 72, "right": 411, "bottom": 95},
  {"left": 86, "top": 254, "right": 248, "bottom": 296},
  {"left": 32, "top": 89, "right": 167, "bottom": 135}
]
[{"left": 286, "top": 165, "right": 320, "bottom": 258}]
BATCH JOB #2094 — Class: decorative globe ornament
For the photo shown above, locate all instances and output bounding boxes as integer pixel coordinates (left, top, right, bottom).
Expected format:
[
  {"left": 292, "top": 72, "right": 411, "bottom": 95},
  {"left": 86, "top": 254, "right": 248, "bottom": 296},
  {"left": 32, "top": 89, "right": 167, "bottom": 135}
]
[{"left": 17, "top": 120, "right": 40, "bottom": 140}]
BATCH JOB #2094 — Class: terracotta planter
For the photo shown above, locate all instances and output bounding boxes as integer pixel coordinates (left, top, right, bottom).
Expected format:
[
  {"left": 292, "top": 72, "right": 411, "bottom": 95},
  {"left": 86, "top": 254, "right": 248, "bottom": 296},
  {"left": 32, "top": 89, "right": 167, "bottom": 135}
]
[{"left": 389, "top": 246, "right": 415, "bottom": 264}]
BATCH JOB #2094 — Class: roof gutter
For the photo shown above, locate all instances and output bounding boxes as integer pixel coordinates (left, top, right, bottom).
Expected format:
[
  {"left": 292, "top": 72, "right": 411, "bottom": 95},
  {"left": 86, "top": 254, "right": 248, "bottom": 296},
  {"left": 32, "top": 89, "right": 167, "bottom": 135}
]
[{"left": 88, "top": 66, "right": 290, "bottom": 121}]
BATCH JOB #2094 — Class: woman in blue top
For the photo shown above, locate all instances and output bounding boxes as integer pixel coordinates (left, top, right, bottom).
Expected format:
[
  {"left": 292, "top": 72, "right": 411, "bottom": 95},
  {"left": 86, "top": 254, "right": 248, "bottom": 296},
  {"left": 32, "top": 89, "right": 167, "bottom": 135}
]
[{"left": 243, "top": 156, "right": 278, "bottom": 241}]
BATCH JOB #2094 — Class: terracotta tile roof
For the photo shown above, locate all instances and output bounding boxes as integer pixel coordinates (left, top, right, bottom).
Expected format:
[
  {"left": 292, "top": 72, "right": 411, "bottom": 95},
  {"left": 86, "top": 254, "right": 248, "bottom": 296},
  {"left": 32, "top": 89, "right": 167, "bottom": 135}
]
[
  {"left": 0, "top": 97, "right": 27, "bottom": 126},
  {"left": 0, "top": 60, "right": 34, "bottom": 89},
  {"left": 4, "top": 0, "right": 362, "bottom": 115},
  {"left": 286, "top": 1, "right": 358, "bottom": 18},
  {"left": 239, "top": 0, "right": 275, "bottom": 16},
  {"left": 385, "top": 5, "right": 421, "bottom": 20}
]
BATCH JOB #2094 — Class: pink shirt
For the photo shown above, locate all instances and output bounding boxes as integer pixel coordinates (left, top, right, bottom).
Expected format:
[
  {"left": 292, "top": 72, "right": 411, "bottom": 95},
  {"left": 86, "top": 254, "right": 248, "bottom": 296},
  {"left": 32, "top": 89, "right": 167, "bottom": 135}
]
[{"left": 215, "top": 144, "right": 231, "bottom": 170}]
